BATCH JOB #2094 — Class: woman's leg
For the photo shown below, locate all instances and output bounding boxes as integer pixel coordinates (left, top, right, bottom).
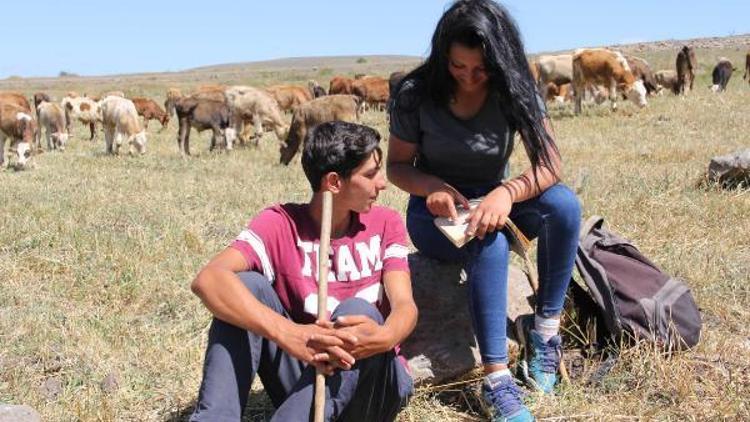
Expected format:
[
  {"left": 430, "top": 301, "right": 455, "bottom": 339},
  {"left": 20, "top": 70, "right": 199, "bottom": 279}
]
[
  {"left": 407, "top": 194, "right": 510, "bottom": 367},
  {"left": 509, "top": 184, "right": 581, "bottom": 318},
  {"left": 508, "top": 183, "right": 581, "bottom": 393}
]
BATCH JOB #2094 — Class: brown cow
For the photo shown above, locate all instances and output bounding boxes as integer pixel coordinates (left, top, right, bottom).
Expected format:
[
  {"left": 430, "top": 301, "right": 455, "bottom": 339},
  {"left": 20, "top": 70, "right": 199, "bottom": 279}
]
[
  {"left": 626, "top": 55, "right": 658, "bottom": 95},
  {"left": 37, "top": 101, "right": 69, "bottom": 151},
  {"left": 654, "top": 70, "right": 679, "bottom": 95},
  {"left": 329, "top": 76, "right": 354, "bottom": 95},
  {"left": 352, "top": 76, "right": 389, "bottom": 111},
  {"left": 744, "top": 52, "right": 750, "bottom": 85},
  {"left": 676, "top": 46, "right": 697, "bottom": 95},
  {"left": 279, "top": 95, "right": 359, "bottom": 165},
  {"left": 0, "top": 103, "right": 37, "bottom": 169},
  {"left": 33, "top": 92, "right": 52, "bottom": 115},
  {"left": 131, "top": 97, "right": 169, "bottom": 130},
  {"left": 544, "top": 82, "right": 573, "bottom": 104},
  {"left": 265, "top": 85, "right": 312, "bottom": 113},
  {"left": 572, "top": 48, "right": 647, "bottom": 114},
  {"left": 1, "top": 92, "right": 40, "bottom": 147},
  {"left": 174, "top": 98, "right": 236, "bottom": 156},
  {"left": 308, "top": 80, "right": 327, "bottom": 98},
  {"left": 164, "top": 87, "right": 183, "bottom": 117}
]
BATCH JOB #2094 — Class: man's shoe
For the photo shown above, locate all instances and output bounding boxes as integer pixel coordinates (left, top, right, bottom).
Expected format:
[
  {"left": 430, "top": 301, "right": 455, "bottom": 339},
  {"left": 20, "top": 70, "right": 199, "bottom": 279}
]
[
  {"left": 516, "top": 314, "right": 561, "bottom": 394},
  {"left": 481, "top": 373, "right": 534, "bottom": 422}
]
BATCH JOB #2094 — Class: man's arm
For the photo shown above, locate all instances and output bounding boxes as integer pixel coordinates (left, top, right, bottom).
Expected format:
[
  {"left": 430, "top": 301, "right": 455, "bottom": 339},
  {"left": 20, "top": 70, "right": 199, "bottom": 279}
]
[
  {"left": 191, "top": 247, "right": 355, "bottom": 370},
  {"left": 334, "top": 270, "right": 417, "bottom": 360}
]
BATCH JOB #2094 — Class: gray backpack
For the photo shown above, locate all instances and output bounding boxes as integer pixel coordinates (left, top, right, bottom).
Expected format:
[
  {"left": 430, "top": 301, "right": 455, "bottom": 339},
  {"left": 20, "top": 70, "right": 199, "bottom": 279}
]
[{"left": 571, "top": 216, "right": 702, "bottom": 351}]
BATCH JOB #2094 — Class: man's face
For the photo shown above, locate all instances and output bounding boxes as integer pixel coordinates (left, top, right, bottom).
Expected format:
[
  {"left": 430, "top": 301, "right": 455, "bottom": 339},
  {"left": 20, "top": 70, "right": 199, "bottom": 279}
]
[{"left": 337, "top": 152, "right": 387, "bottom": 213}]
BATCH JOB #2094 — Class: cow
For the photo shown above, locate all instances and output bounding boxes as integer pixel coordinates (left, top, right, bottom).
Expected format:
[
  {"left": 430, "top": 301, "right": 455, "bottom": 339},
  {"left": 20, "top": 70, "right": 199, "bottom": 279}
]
[
  {"left": 1, "top": 92, "right": 40, "bottom": 148},
  {"left": 224, "top": 85, "right": 288, "bottom": 146},
  {"left": 528, "top": 59, "right": 541, "bottom": 85},
  {"left": 654, "top": 70, "right": 680, "bottom": 95},
  {"left": 536, "top": 54, "right": 573, "bottom": 101},
  {"left": 626, "top": 55, "right": 658, "bottom": 95},
  {"left": 131, "top": 97, "right": 169, "bottom": 130},
  {"left": 329, "top": 76, "right": 354, "bottom": 95},
  {"left": 0, "top": 103, "right": 37, "bottom": 169},
  {"left": 165, "top": 87, "right": 183, "bottom": 117},
  {"left": 744, "top": 52, "right": 750, "bottom": 85},
  {"left": 544, "top": 82, "right": 574, "bottom": 104},
  {"left": 33, "top": 92, "right": 52, "bottom": 118},
  {"left": 265, "top": 85, "right": 312, "bottom": 113},
  {"left": 572, "top": 48, "right": 647, "bottom": 114},
  {"left": 308, "top": 80, "right": 327, "bottom": 98},
  {"left": 61, "top": 95, "right": 100, "bottom": 140},
  {"left": 676, "top": 46, "right": 697, "bottom": 95},
  {"left": 710, "top": 58, "right": 734, "bottom": 92},
  {"left": 174, "top": 97, "right": 236, "bottom": 156},
  {"left": 37, "top": 101, "right": 69, "bottom": 151},
  {"left": 352, "top": 76, "right": 389, "bottom": 112},
  {"left": 99, "top": 96, "right": 147, "bottom": 155},
  {"left": 279, "top": 95, "right": 360, "bottom": 165},
  {"left": 165, "top": 86, "right": 225, "bottom": 118}
]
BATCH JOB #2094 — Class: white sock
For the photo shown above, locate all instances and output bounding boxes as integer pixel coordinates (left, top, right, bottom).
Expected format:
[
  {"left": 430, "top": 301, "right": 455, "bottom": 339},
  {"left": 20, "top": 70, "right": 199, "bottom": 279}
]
[
  {"left": 534, "top": 315, "right": 560, "bottom": 343},
  {"left": 485, "top": 368, "right": 512, "bottom": 388}
]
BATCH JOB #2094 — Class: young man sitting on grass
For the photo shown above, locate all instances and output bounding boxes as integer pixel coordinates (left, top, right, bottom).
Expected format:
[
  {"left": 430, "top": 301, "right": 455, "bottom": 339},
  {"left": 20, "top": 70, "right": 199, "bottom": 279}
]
[{"left": 189, "top": 121, "right": 417, "bottom": 421}]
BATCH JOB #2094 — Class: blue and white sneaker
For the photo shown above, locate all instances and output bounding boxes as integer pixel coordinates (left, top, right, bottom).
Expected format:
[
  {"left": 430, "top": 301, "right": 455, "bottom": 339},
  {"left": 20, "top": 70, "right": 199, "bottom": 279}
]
[
  {"left": 481, "top": 373, "right": 534, "bottom": 422},
  {"left": 516, "top": 315, "right": 562, "bottom": 394}
]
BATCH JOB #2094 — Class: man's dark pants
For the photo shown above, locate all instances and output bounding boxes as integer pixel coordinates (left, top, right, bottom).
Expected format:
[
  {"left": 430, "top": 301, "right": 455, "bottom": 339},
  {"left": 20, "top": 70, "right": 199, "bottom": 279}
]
[{"left": 190, "top": 272, "right": 413, "bottom": 421}]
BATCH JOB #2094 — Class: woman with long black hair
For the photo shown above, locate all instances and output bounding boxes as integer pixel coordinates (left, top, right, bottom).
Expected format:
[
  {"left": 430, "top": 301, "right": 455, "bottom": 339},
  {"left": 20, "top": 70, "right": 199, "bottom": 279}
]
[{"left": 387, "top": 1, "right": 581, "bottom": 420}]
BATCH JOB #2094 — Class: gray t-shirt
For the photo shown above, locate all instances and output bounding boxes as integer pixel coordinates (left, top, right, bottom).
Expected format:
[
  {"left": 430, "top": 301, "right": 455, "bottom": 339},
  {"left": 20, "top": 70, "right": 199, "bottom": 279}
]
[{"left": 389, "top": 81, "right": 516, "bottom": 188}]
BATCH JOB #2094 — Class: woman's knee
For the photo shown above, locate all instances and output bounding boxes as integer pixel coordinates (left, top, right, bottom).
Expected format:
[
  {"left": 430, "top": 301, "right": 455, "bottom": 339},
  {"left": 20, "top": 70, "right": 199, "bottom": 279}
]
[
  {"left": 332, "top": 298, "right": 384, "bottom": 325},
  {"left": 542, "top": 184, "right": 582, "bottom": 232}
]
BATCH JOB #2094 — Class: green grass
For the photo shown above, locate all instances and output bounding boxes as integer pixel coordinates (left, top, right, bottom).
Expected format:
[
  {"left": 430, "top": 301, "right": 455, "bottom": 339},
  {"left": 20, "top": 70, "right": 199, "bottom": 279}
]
[{"left": 1, "top": 48, "right": 749, "bottom": 421}]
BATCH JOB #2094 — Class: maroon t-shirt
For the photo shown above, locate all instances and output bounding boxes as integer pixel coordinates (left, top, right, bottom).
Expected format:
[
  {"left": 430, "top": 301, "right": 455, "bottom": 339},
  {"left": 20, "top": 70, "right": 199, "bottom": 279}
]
[{"left": 231, "top": 203, "right": 410, "bottom": 324}]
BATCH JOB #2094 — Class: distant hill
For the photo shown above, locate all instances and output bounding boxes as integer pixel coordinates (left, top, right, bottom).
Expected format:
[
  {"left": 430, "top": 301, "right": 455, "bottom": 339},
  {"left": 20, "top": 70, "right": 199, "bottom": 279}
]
[{"left": 187, "top": 55, "right": 421, "bottom": 73}]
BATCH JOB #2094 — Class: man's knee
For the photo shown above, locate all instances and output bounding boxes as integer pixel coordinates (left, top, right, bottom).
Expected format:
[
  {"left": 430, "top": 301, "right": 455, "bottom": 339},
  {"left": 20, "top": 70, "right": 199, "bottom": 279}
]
[
  {"left": 332, "top": 298, "right": 384, "bottom": 325},
  {"left": 236, "top": 271, "right": 277, "bottom": 305}
]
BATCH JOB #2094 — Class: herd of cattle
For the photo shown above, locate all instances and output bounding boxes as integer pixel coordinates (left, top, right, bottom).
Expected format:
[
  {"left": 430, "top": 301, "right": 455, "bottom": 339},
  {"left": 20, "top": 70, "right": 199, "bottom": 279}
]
[
  {"left": 531, "top": 46, "right": 748, "bottom": 113},
  {"left": 1, "top": 47, "right": 749, "bottom": 170}
]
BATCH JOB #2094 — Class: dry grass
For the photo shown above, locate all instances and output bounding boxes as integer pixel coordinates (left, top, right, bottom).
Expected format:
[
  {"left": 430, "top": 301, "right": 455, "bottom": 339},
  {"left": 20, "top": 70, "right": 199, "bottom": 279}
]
[{"left": 1, "top": 50, "right": 749, "bottom": 421}]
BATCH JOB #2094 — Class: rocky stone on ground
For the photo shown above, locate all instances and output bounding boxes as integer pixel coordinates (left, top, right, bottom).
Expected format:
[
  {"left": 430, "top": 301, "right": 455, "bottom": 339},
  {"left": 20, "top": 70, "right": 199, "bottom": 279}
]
[
  {"left": 707, "top": 148, "right": 750, "bottom": 187},
  {"left": 401, "top": 253, "right": 535, "bottom": 386},
  {"left": 0, "top": 404, "right": 41, "bottom": 422}
]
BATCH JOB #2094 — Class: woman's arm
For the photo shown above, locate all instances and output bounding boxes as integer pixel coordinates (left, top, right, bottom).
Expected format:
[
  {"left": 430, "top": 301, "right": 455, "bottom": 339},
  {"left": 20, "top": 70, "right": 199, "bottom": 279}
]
[
  {"left": 387, "top": 135, "right": 469, "bottom": 219},
  {"left": 466, "top": 118, "right": 562, "bottom": 238},
  {"left": 502, "top": 118, "right": 562, "bottom": 203}
]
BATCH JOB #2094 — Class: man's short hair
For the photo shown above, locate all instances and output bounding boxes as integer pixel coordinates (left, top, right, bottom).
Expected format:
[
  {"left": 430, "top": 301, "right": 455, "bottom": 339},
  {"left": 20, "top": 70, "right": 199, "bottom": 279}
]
[{"left": 302, "top": 121, "right": 382, "bottom": 191}]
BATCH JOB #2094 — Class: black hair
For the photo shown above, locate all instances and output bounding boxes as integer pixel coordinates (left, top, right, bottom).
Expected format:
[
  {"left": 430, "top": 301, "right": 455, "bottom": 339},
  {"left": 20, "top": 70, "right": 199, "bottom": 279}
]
[
  {"left": 391, "top": 0, "right": 558, "bottom": 179},
  {"left": 302, "top": 121, "right": 382, "bottom": 191}
]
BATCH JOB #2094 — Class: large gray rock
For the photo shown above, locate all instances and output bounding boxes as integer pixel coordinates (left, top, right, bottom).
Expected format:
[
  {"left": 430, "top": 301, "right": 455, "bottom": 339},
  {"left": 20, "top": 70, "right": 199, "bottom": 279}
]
[
  {"left": 401, "top": 253, "right": 535, "bottom": 386},
  {"left": 0, "top": 404, "right": 41, "bottom": 422},
  {"left": 708, "top": 148, "right": 750, "bottom": 186}
]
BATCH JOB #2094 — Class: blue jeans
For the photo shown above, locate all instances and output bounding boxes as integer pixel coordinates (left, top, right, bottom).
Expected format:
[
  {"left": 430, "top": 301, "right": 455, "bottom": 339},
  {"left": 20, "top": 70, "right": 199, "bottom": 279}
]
[
  {"left": 407, "top": 183, "right": 581, "bottom": 365},
  {"left": 190, "top": 272, "right": 413, "bottom": 421}
]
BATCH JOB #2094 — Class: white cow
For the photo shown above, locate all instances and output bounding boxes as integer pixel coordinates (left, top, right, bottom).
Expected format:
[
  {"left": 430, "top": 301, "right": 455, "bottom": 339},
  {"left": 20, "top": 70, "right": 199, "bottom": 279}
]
[
  {"left": 224, "top": 85, "right": 288, "bottom": 146},
  {"left": 99, "top": 96, "right": 147, "bottom": 155},
  {"left": 61, "top": 95, "right": 101, "bottom": 140}
]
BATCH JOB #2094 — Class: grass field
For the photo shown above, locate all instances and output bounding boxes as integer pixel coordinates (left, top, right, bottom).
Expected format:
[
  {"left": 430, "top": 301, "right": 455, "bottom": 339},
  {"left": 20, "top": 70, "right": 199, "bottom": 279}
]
[{"left": 0, "top": 46, "right": 749, "bottom": 421}]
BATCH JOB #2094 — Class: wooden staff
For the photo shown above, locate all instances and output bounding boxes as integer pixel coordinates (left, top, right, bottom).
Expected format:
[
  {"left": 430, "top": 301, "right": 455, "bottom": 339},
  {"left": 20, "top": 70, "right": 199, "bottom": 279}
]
[{"left": 314, "top": 191, "right": 333, "bottom": 422}]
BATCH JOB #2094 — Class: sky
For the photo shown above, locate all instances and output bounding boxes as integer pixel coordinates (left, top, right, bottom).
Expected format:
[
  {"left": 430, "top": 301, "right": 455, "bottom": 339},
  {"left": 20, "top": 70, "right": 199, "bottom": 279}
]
[{"left": 2, "top": 0, "right": 748, "bottom": 78}]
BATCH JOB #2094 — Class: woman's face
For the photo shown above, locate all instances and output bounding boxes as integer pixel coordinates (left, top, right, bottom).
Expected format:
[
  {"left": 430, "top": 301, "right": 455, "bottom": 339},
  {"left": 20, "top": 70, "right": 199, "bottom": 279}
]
[{"left": 447, "top": 43, "right": 489, "bottom": 93}]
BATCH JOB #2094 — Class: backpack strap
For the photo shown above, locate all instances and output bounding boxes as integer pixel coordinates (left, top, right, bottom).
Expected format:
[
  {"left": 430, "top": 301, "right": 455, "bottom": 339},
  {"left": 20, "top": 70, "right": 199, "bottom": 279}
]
[{"left": 580, "top": 215, "right": 605, "bottom": 241}]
